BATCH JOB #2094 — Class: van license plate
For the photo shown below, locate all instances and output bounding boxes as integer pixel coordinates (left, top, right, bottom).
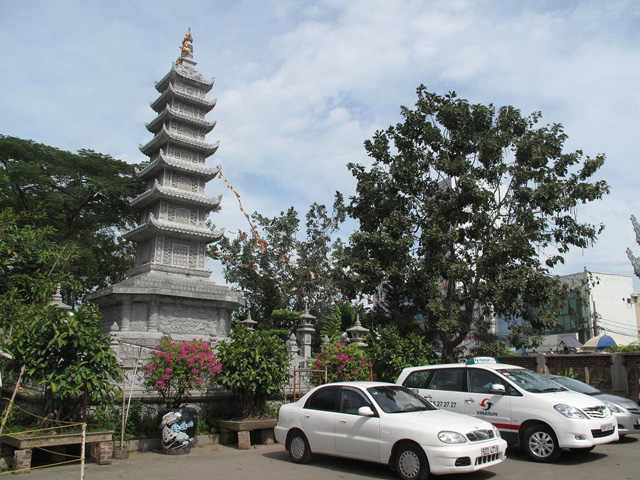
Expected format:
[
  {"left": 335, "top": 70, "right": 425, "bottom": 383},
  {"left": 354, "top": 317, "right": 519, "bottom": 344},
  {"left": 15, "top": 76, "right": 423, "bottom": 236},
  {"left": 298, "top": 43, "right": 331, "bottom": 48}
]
[
  {"left": 601, "top": 423, "right": 614, "bottom": 432},
  {"left": 481, "top": 445, "right": 499, "bottom": 455}
]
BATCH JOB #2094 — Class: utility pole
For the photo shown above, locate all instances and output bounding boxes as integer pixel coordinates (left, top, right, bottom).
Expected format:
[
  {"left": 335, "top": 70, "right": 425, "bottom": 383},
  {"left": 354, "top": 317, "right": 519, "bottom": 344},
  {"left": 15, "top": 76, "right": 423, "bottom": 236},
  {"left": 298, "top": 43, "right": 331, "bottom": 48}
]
[{"left": 592, "top": 300, "right": 599, "bottom": 337}]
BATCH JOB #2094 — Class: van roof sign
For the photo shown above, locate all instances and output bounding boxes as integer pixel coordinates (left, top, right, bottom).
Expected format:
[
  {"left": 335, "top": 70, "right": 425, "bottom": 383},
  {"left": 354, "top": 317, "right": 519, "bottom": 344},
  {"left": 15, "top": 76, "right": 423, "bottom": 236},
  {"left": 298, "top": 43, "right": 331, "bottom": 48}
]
[{"left": 466, "top": 356, "right": 499, "bottom": 365}]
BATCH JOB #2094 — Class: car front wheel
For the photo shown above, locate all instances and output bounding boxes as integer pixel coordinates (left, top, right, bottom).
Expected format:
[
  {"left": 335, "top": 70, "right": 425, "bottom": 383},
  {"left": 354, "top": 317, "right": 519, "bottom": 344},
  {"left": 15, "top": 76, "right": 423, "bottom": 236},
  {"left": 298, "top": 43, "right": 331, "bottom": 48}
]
[
  {"left": 288, "top": 430, "right": 312, "bottom": 464},
  {"left": 522, "top": 424, "right": 562, "bottom": 463},
  {"left": 395, "top": 442, "right": 430, "bottom": 480}
]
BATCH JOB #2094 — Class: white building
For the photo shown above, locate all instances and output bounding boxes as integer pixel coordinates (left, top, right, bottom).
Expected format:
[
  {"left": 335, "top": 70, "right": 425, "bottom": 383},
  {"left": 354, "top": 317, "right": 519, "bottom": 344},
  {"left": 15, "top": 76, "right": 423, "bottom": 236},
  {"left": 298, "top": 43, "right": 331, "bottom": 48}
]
[
  {"left": 495, "top": 269, "right": 639, "bottom": 352},
  {"left": 560, "top": 270, "right": 639, "bottom": 344}
]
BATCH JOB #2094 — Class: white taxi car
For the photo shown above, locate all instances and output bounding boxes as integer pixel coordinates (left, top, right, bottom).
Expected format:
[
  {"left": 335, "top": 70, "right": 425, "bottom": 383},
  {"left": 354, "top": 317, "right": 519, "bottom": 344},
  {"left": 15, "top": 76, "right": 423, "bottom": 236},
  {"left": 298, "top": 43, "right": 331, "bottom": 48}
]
[
  {"left": 275, "top": 381, "right": 507, "bottom": 480},
  {"left": 397, "top": 357, "right": 619, "bottom": 463},
  {"left": 545, "top": 374, "right": 640, "bottom": 437}
]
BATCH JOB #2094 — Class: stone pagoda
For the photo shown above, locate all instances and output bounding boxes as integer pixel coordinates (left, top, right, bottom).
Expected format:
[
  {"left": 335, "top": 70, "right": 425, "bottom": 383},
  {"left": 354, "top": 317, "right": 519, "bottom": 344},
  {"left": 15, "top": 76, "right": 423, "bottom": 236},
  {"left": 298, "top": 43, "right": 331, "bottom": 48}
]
[{"left": 91, "top": 29, "right": 243, "bottom": 349}]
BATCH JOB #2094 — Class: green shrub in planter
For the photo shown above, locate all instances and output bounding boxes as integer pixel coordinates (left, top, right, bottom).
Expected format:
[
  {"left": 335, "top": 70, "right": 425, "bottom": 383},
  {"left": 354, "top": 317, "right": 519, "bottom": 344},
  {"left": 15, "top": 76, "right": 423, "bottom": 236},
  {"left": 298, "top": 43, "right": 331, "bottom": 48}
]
[{"left": 216, "top": 326, "right": 289, "bottom": 419}]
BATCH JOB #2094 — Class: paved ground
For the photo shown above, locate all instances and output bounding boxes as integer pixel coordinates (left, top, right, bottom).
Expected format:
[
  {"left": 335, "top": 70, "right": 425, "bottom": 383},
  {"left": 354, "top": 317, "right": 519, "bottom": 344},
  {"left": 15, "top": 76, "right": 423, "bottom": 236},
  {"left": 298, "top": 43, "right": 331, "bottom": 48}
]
[{"left": 11, "top": 435, "right": 640, "bottom": 480}]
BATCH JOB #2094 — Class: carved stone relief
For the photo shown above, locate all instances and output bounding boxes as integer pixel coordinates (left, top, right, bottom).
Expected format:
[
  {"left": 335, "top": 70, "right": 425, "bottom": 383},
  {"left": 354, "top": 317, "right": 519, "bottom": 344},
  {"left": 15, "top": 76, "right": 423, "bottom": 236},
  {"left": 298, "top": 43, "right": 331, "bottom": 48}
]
[{"left": 158, "top": 303, "right": 211, "bottom": 334}]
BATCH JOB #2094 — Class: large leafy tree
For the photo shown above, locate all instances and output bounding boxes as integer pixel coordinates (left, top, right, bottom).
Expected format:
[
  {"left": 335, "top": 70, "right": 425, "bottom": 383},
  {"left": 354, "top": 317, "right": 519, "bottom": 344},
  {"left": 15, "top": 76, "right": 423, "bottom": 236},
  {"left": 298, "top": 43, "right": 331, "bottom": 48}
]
[
  {"left": 210, "top": 195, "right": 347, "bottom": 321},
  {"left": 0, "top": 135, "right": 143, "bottom": 302},
  {"left": 0, "top": 209, "right": 122, "bottom": 424},
  {"left": 346, "top": 86, "right": 609, "bottom": 362},
  {"left": 0, "top": 208, "right": 75, "bottom": 329}
]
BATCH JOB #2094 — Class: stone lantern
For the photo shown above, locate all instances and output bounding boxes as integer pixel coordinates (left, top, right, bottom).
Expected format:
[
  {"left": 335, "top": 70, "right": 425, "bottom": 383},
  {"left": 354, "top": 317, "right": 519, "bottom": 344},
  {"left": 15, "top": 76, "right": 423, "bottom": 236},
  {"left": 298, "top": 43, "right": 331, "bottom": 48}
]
[
  {"left": 347, "top": 316, "right": 369, "bottom": 347},
  {"left": 297, "top": 306, "right": 316, "bottom": 359},
  {"left": 240, "top": 311, "right": 257, "bottom": 332},
  {"left": 50, "top": 284, "right": 72, "bottom": 312}
]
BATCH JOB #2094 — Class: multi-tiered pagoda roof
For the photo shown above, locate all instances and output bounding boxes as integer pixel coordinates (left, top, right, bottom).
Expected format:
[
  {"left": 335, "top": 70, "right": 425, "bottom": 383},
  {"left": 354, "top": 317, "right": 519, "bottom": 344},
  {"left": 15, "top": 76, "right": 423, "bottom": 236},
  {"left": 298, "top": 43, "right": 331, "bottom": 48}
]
[{"left": 123, "top": 28, "right": 224, "bottom": 273}]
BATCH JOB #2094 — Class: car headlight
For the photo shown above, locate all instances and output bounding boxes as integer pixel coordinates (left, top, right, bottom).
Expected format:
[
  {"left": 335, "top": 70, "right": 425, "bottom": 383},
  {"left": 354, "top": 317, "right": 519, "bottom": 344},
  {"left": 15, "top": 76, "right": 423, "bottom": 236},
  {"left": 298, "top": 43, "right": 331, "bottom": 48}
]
[
  {"left": 606, "top": 403, "right": 623, "bottom": 414},
  {"left": 554, "top": 404, "right": 588, "bottom": 419},
  {"left": 492, "top": 424, "right": 501, "bottom": 438},
  {"left": 438, "top": 431, "right": 468, "bottom": 444}
]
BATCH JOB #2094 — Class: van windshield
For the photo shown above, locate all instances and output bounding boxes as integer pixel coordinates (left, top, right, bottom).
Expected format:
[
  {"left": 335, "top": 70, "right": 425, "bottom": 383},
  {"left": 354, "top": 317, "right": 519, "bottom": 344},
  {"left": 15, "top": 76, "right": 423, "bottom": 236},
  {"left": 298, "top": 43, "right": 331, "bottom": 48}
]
[{"left": 496, "top": 368, "right": 565, "bottom": 393}]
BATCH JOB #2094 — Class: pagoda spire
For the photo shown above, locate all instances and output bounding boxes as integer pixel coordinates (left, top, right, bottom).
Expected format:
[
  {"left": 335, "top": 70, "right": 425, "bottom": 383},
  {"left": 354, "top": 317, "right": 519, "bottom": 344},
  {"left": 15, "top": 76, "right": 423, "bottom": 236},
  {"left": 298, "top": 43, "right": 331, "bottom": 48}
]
[{"left": 176, "top": 28, "right": 194, "bottom": 66}]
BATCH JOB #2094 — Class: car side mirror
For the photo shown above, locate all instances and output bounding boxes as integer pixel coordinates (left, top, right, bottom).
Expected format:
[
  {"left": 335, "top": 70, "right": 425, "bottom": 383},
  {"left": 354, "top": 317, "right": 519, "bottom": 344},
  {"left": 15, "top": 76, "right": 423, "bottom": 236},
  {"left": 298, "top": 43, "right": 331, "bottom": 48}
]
[
  {"left": 358, "top": 406, "right": 375, "bottom": 416},
  {"left": 489, "top": 384, "right": 506, "bottom": 394}
]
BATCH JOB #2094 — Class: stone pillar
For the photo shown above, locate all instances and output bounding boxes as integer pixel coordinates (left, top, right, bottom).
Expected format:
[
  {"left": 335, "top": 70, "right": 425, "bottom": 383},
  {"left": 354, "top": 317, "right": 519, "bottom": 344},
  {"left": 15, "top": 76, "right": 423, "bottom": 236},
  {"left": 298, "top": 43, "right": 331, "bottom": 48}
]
[
  {"left": 90, "top": 441, "right": 113, "bottom": 465},
  {"left": 237, "top": 431, "right": 250, "bottom": 450},
  {"left": 121, "top": 300, "right": 132, "bottom": 332},
  {"left": 13, "top": 449, "right": 32, "bottom": 473},
  {"left": 220, "top": 309, "right": 232, "bottom": 334},
  {"left": 286, "top": 333, "right": 299, "bottom": 356},
  {"left": 260, "top": 429, "right": 275, "bottom": 445},
  {"left": 611, "top": 353, "right": 626, "bottom": 392},
  {"left": 148, "top": 300, "right": 159, "bottom": 332}
]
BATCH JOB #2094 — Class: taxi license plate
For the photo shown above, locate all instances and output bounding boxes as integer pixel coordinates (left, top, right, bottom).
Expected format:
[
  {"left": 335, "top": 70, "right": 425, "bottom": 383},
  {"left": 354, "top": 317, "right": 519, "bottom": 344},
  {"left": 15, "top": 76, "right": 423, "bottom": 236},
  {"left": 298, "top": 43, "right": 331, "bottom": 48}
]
[
  {"left": 601, "top": 423, "right": 614, "bottom": 432},
  {"left": 481, "top": 445, "right": 499, "bottom": 456}
]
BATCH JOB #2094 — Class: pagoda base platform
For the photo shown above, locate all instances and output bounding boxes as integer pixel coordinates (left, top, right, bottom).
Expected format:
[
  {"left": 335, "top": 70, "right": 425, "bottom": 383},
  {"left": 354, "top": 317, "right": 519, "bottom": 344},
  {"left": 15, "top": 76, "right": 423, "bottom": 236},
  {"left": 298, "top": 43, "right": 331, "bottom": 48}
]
[{"left": 89, "top": 269, "right": 244, "bottom": 351}]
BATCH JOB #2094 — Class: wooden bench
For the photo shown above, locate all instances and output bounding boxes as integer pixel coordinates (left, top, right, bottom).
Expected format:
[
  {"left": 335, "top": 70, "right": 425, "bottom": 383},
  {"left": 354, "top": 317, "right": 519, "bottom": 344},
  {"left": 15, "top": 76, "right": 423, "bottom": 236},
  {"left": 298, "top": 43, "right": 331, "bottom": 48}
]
[{"left": 217, "top": 419, "right": 277, "bottom": 450}]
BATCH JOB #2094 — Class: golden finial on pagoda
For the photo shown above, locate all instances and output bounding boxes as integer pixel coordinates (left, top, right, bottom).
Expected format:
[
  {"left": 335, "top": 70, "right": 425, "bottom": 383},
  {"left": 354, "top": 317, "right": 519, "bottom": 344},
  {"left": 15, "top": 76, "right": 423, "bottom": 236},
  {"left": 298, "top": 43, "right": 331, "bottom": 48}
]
[{"left": 176, "top": 28, "right": 194, "bottom": 65}]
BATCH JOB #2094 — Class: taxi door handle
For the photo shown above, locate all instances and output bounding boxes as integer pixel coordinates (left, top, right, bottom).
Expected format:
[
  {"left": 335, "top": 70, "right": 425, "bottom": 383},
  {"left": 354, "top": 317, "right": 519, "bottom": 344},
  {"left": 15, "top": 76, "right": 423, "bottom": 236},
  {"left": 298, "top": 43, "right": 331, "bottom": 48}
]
[
  {"left": 303, "top": 414, "right": 311, "bottom": 419},
  {"left": 339, "top": 419, "right": 347, "bottom": 424},
  {"left": 465, "top": 398, "right": 475, "bottom": 404}
]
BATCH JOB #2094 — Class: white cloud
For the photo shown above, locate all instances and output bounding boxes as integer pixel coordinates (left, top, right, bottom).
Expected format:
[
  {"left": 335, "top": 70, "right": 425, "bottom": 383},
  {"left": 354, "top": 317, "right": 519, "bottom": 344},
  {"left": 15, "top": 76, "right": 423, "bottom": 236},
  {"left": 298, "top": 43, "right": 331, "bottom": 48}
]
[{"left": 1, "top": 0, "right": 639, "bottom": 288}]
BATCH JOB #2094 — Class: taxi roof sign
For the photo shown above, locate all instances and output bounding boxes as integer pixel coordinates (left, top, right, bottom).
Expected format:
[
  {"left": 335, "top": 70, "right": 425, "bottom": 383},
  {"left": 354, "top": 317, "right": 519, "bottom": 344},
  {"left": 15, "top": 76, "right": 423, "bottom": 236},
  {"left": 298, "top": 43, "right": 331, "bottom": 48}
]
[{"left": 466, "top": 356, "right": 499, "bottom": 365}]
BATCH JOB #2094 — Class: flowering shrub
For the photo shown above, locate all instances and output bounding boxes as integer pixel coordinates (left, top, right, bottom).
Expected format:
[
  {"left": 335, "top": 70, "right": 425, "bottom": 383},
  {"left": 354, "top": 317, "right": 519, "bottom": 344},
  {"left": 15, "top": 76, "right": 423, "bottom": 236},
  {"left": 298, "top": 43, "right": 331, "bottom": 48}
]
[
  {"left": 141, "top": 336, "right": 221, "bottom": 408},
  {"left": 313, "top": 339, "right": 372, "bottom": 384}
]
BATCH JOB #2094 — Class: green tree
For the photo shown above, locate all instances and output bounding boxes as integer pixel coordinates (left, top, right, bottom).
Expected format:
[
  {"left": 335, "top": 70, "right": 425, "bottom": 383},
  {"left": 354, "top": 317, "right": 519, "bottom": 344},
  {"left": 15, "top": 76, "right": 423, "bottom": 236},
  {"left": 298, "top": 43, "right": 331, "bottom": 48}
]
[
  {"left": 320, "top": 303, "right": 363, "bottom": 339},
  {"left": 263, "top": 309, "right": 300, "bottom": 332},
  {"left": 216, "top": 326, "right": 289, "bottom": 418},
  {"left": 0, "top": 208, "right": 75, "bottom": 330},
  {"left": 1, "top": 208, "right": 122, "bottom": 425},
  {"left": 367, "top": 326, "right": 435, "bottom": 382},
  {"left": 346, "top": 86, "right": 609, "bottom": 362},
  {"left": 7, "top": 303, "right": 123, "bottom": 424},
  {"left": 0, "top": 135, "right": 143, "bottom": 302},
  {"left": 210, "top": 195, "right": 347, "bottom": 321}
]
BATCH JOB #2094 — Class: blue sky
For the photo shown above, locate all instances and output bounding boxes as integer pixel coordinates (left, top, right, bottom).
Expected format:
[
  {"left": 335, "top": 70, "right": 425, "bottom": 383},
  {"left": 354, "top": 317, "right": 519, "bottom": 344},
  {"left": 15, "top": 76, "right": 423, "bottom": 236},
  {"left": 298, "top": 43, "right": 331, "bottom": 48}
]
[{"left": 1, "top": 0, "right": 639, "bottom": 288}]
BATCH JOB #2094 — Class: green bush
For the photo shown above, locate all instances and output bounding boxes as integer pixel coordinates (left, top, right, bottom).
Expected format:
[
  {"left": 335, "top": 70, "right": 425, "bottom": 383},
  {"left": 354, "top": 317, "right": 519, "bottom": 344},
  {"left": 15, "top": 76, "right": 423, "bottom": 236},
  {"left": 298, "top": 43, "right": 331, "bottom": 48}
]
[
  {"left": 89, "top": 399, "right": 158, "bottom": 440},
  {"left": 8, "top": 303, "right": 123, "bottom": 425},
  {"left": 216, "top": 326, "right": 289, "bottom": 419},
  {"left": 605, "top": 343, "right": 640, "bottom": 353}
]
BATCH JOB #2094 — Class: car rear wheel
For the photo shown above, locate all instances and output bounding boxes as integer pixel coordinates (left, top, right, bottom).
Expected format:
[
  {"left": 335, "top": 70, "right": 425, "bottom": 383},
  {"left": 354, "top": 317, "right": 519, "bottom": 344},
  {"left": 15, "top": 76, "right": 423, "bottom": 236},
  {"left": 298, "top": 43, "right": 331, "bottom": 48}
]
[
  {"left": 522, "top": 424, "right": 562, "bottom": 463},
  {"left": 288, "top": 430, "right": 312, "bottom": 464},
  {"left": 395, "top": 442, "right": 430, "bottom": 480}
]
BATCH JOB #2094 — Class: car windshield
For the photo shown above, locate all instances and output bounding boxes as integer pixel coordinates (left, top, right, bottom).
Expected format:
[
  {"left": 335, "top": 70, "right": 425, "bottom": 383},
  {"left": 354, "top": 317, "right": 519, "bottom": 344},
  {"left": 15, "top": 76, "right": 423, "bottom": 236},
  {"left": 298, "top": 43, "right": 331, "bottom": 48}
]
[
  {"left": 549, "top": 376, "right": 600, "bottom": 395},
  {"left": 496, "top": 368, "right": 565, "bottom": 393},
  {"left": 367, "top": 386, "right": 437, "bottom": 413}
]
